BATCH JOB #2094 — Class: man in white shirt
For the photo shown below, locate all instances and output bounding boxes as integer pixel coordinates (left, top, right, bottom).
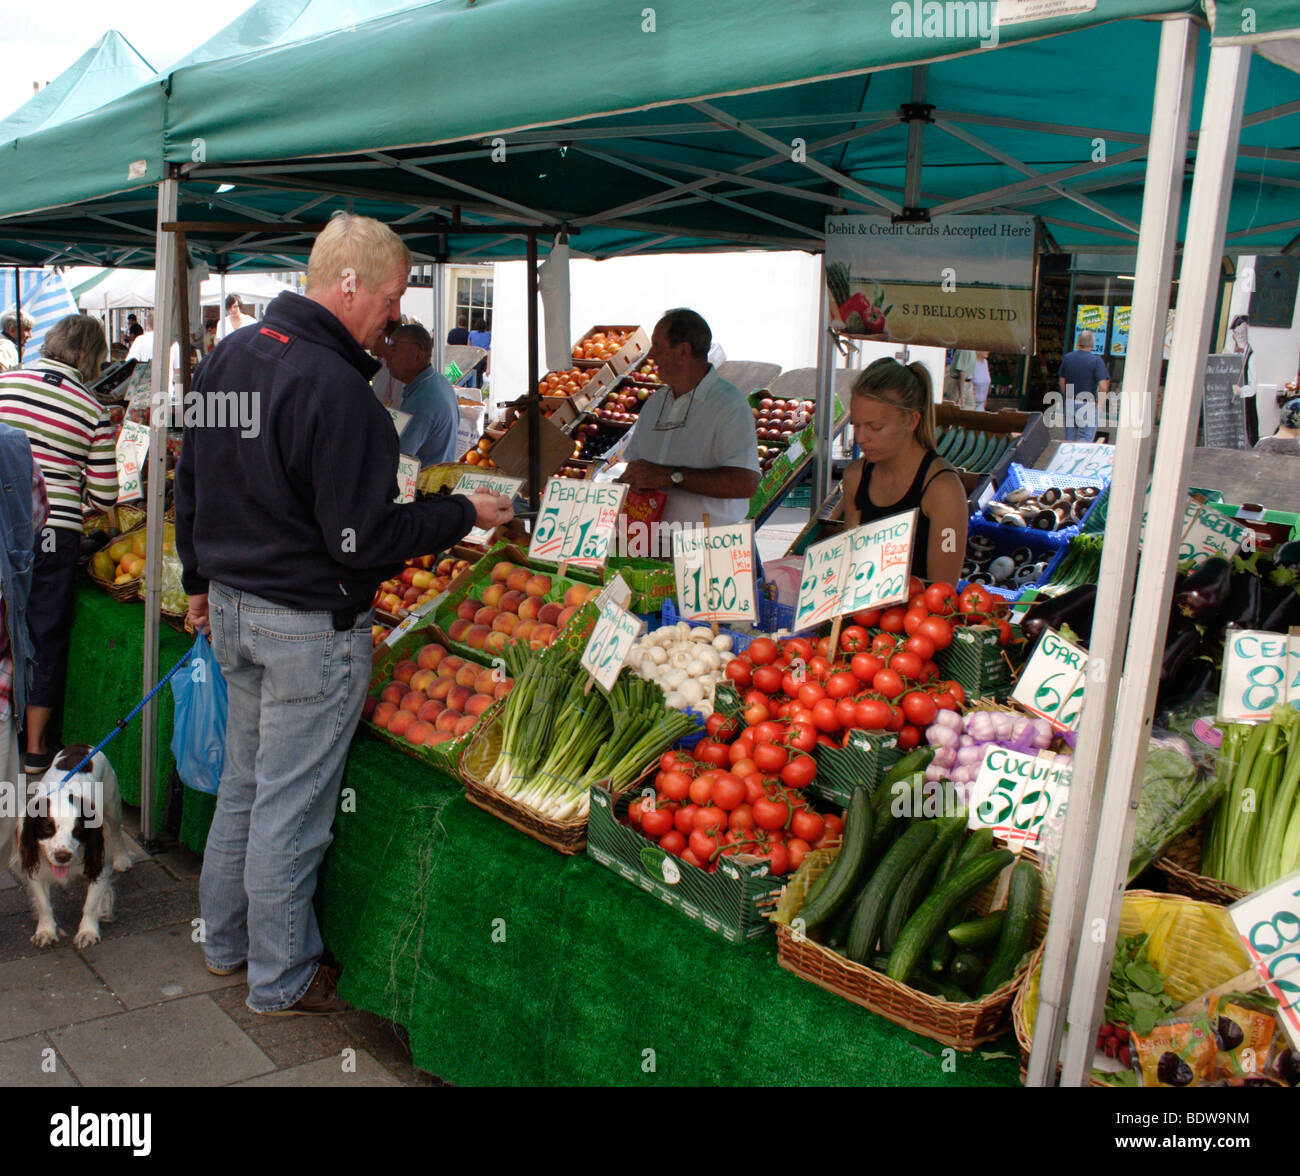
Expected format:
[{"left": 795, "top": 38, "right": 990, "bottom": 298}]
[
  {"left": 621, "top": 309, "right": 759, "bottom": 526},
  {"left": 215, "top": 294, "right": 256, "bottom": 342}
]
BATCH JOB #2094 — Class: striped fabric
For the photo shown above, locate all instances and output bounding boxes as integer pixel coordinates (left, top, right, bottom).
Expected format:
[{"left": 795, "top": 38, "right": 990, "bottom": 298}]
[
  {"left": 0, "top": 359, "right": 119, "bottom": 532},
  {"left": 0, "top": 269, "right": 81, "bottom": 361}
]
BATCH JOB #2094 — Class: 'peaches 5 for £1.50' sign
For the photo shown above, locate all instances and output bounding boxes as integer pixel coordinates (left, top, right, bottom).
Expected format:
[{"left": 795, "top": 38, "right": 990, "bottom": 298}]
[{"left": 529, "top": 478, "right": 627, "bottom": 569}]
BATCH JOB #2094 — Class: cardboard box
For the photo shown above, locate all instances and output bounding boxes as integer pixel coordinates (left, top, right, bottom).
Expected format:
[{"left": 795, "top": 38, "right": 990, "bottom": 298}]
[{"left": 572, "top": 325, "right": 649, "bottom": 374}]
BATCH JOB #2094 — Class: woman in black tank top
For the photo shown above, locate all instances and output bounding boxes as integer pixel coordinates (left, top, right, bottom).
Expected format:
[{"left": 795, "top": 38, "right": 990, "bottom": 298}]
[{"left": 840, "top": 359, "right": 968, "bottom": 585}]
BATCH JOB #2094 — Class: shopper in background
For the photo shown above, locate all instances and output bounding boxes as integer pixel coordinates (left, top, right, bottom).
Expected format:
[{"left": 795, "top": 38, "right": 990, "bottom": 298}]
[
  {"left": 368, "top": 332, "right": 406, "bottom": 408},
  {"left": 0, "top": 309, "right": 33, "bottom": 371},
  {"left": 388, "top": 322, "right": 460, "bottom": 466},
  {"left": 215, "top": 293, "right": 256, "bottom": 343},
  {"left": 1229, "top": 314, "right": 1259, "bottom": 447},
  {"left": 840, "top": 358, "right": 967, "bottom": 585},
  {"left": 1058, "top": 330, "right": 1110, "bottom": 443},
  {"left": 972, "top": 351, "right": 992, "bottom": 413},
  {"left": 1254, "top": 398, "right": 1300, "bottom": 457},
  {"left": 621, "top": 308, "right": 759, "bottom": 526},
  {"left": 176, "top": 212, "right": 513, "bottom": 1017},
  {"left": 125, "top": 313, "right": 144, "bottom": 343},
  {"left": 0, "top": 314, "right": 118, "bottom": 773},
  {"left": 446, "top": 313, "right": 469, "bottom": 347},
  {"left": 949, "top": 349, "right": 976, "bottom": 408},
  {"left": 468, "top": 316, "right": 491, "bottom": 388}
]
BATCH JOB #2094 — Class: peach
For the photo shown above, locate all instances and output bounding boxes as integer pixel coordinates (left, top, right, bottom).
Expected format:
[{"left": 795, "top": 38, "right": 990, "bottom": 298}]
[
  {"left": 429, "top": 677, "right": 455, "bottom": 701},
  {"left": 417, "top": 643, "right": 446, "bottom": 671},
  {"left": 405, "top": 720, "right": 436, "bottom": 746},
  {"left": 525, "top": 574, "right": 552, "bottom": 598},
  {"left": 474, "top": 668, "right": 497, "bottom": 695},
  {"left": 473, "top": 605, "right": 499, "bottom": 627},
  {"left": 400, "top": 690, "right": 426, "bottom": 714},
  {"left": 467, "top": 693, "right": 495, "bottom": 717},
  {"left": 380, "top": 682, "right": 406, "bottom": 705},
  {"left": 457, "top": 597, "right": 484, "bottom": 621},
  {"left": 490, "top": 560, "right": 517, "bottom": 583},
  {"left": 493, "top": 679, "right": 514, "bottom": 700},
  {"left": 448, "top": 617, "right": 472, "bottom": 641},
  {"left": 388, "top": 709, "right": 415, "bottom": 737},
  {"left": 392, "top": 659, "right": 418, "bottom": 684},
  {"left": 492, "top": 612, "right": 518, "bottom": 635},
  {"left": 484, "top": 631, "right": 509, "bottom": 655},
  {"left": 417, "top": 698, "right": 446, "bottom": 723},
  {"left": 498, "top": 590, "right": 526, "bottom": 615},
  {"left": 425, "top": 730, "right": 455, "bottom": 746},
  {"left": 362, "top": 697, "right": 379, "bottom": 720},
  {"left": 480, "top": 582, "right": 506, "bottom": 607},
  {"left": 447, "top": 684, "right": 472, "bottom": 712},
  {"left": 440, "top": 655, "right": 465, "bottom": 676},
  {"left": 465, "top": 624, "right": 491, "bottom": 650},
  {"left": 517, "top": 595, "right": 542, "bottom": 621},
  {"left": 372, "top": 701, "right": 398, "bottom": 728},
  {"left": 409, "top": 668, "right": 437, "bottom": 694},
  {"left": 435, "top": 709, "right": 462, "bottom": 733},
  {"left": 563, "top": 584, "right": 588, "bottom": 609},
  {"left": 506, "top": 568, "right": 531, "bottom": 593},
  {"left": 514, "top": 618, "right": 538, "bottom": 643},
  {"left": 454, "top": 714, "right": 478, "bottom": 738},
  {"left": 557, "top": 605, "right": 578, "bottom": 629},
  {"left": 538, "top": 602, "right": 562, "bottom": 627},
  {"left": 530, "top": 624, "right": 557, "bottom": 649},
  {"left": 454, "top": 664, "right": 480, "bottom": 689}
]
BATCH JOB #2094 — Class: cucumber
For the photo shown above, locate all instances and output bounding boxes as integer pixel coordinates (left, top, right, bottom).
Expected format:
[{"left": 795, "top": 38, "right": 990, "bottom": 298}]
[
  {"left": 950, "top": 950, "right": 986, "bottom": 987},
  {"left": 925, "top": 835, "right": 972, "bottom": 975},
  {"left": 955, "top": 432, "right": 981, "bottom": 470},
  {"left": 878, "top": 748, "right": 934, "bottom": 795},
  {"left": 946, "top": 427, "right": 969, "bottom": 465},
  {"left": 949, "top": 910, "right": 1007, "bottom": 947},
  {"left": 935, "top": 427, "right": 952, "bottom": 458},
  {"left": 845, "top": 821, "right": 938, "bottom": 963},
  {"left": 958, "top": 827, "right": 995, "bottom": 862},
  {"left": 826, "top": 879, "right": 865, "bottom": 948},
  {"left": 885, "top": 849, "right": 1015, "bottom": 982},
  {"left": 910, "top": 974, "right": 976, "bottom": 1003},
  {"left": 796, "top": 788, "right": 873, "bottom": 932},
  {"left": 881, "top": 817, "right": 967, "bottom": 952},
  {"left": 977, "top": 858, "right": 1041, "bottom": 995},
  {"left": 966, "top": 432, "right": 990, "bottom": 472}
]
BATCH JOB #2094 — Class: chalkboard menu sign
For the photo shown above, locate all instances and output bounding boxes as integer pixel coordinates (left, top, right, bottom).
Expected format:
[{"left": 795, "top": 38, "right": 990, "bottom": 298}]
[
  {"left": 1202, "top": 352, "right": 1248, "bottom": 450},
  {"left": 1250, "top": 256, "right": 1300, "bottom": 330}
]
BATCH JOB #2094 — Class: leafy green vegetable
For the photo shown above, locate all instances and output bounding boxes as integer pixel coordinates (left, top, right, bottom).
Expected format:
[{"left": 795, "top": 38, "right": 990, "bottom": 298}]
[
  {"left": 1127, "top": 737, "right": 1222, "bottom": 881},
  {"left": 1105, "top": 933, "right": 1178, "bottom": 1037}
]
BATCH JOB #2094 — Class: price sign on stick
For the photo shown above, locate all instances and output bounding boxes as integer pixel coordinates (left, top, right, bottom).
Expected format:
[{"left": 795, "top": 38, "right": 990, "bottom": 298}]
[
  {"left": 528, "top": 478, "right": 627, "bottom": 569},
  {"left": 968, "top": 746, "right": 1071, "bottom": 853},
  {"left": 1012, "top": 628, "right": 1089, "bottom": 731},
  {"left": 1047, "top": 443, "right": 1114, "bottom": 481},
  {"left": 793, "top": 510, "right": 916, "bottom": 630},
  {"left": 580, "top": 600, "right": 645, "bottom": 692},
  {"left": 1228, "top": 870, "right": 1300, "bottom": 1048},
  {"left": 393, "top": 455, "right": 420, "bottom": 504},
  {"left": 456, "top": 470, "right": 524, "bottom": 545},
  {"left": 1139, "top": 491, "right": 1249, "bottom": 567},
  {"left": 1218, "top": 629, "right": 1300, "bottom": 722},
  {"left": 672, "top": 521, "right": 758, "bottom": 623},
  {"left": 115, "top": 421, "right": 149, "bottom": 503}
]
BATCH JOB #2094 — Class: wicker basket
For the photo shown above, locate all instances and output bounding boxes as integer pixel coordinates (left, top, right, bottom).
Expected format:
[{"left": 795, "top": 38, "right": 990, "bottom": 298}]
[
  {"left": 1153, "top": 820, "right": 1246, "bottom": 905},
  {"left": 772, "top": 846, "right": 1048, "bottom": 1051},
  {"left": 1012, "top": 890, "right": 1253, "bottom": 1084}
]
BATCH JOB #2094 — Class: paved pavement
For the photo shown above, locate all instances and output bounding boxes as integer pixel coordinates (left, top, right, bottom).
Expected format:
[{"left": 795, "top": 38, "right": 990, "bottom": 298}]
[{"left": 1, "top": 803, "right": 441, "bottom": 1088}]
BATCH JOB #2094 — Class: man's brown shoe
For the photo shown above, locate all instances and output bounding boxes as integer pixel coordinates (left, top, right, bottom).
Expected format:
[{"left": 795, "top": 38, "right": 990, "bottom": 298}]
[{"left": 251, "top": 964, "right": 349, "bottom": 1017}]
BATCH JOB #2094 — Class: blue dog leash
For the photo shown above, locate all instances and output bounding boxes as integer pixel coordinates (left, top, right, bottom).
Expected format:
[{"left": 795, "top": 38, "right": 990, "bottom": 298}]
[{"left": 59, "top": 646, "right": 198, "bottom": 783}]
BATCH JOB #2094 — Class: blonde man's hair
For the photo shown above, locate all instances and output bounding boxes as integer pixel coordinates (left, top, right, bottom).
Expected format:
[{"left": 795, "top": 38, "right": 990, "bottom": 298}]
[
  {"left": 41, "top": 314, "right": 108, "bottom": 383},
  {"left": 306, "top": 212, "right": 411, "bottom": 294}
]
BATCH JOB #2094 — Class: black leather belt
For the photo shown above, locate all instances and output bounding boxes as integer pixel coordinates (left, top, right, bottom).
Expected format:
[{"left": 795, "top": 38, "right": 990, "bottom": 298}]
[{"left": 332, "top": 604, "right": 365, "bottom": 631}]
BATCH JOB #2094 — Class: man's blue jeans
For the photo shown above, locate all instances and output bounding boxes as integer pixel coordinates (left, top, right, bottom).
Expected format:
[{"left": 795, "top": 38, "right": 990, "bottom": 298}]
[
  {"left": 200, "top": 582, "right": 372, "bottom": 1011},
  {"left": 1063, "top": 390, "right": 1098, "bottom": 443}
]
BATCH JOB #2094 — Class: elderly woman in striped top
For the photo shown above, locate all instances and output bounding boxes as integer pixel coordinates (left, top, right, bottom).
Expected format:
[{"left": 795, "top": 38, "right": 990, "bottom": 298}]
[{"left": 0, "top": 314, "right": 118, "bottom": 772}]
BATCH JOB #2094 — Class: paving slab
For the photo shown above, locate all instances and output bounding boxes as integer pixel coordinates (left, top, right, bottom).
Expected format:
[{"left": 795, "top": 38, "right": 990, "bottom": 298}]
[
  {"left": 49, "top": 993, "right": 274, "bottom": 1086},
  {"left": 0, "top": 951, "right": 121, "bottom": 1041},
  {"left": 0, "top": 1034, "right": 80, "bottom": 1086},
  {"left": 233, "top": 1049, "right": 403, "bottom": 1087},
  {"left": 78, "top": 922, "right": 243, "bottom": 1010},
  {"left": 209, "top": 984, "right": 354, "bottom": 1069}
]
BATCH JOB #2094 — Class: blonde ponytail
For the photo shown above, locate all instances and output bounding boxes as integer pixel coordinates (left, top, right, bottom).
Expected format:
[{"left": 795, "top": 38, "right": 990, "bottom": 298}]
[{"left": 851, "top": 358, "right": 938, "bottom": 451}]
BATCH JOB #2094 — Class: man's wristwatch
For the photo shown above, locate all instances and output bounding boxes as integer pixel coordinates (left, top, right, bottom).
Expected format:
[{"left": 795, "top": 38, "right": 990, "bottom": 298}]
[{"left": 669, "top": 469, "right": 685, "bottom": 486}]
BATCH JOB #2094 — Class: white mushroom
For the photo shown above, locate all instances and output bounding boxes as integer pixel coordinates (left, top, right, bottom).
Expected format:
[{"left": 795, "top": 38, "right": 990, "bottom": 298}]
[
  {"left": 664, "top": 690, "right": 686, "bottom": 709},
  {"left": 712, "top": 633, "right": 734, "bottom": 652}
]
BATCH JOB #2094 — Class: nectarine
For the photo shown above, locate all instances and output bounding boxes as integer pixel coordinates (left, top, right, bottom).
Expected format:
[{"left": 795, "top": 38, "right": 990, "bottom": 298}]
[
  {"left": 516, "top": 596, "right": 541, "bottom": 621},
  {"left": 473, "top": 605, "right": 499, "bottom": 627},
  {"left": 454, "top": 664, "right": 479, "bottom": 689},
  {"left": 429, "top": 677, "right": 455, "bottom": 701},
  {"left": 447, "top": 684, "right": 472, "bottom": 712},
  {"left": 492, "top": 612, "right": 518, "bottom": 635},
  {"left": 480, "top": 582, "right": 505, "bottom": 607},
  {"left": 435, "top": 709, "right": 462, "bottom": 733},
  {"left": 440, "top": 655, "right": 465, "bottom": 676},
  {"left": 362, "top": 697, "right": 379, "bottom": 720},
  {"left": 493, "top": 679, "right": 514, "bottom": 700},
  {"left": 514, "top": 618, "right": 538, "bottom": 643},
  {"left": 530, "top": 624, "right": 557, "bottom": 649},
  {"left": 466, "top": 693, "right": 495, "bottom": 717},
  {"left": 474, "top": 668, "right": 497, "bottom": 695},
  {"left": 491, "top": 561, "right": 517, "bottom": 583},
  {"left": 498, "top": 590, "right": 526, "bottom": 614},
  {"left": 409, "top": 668, "right": 437, "bottom": 693},
  {"left": 454, "top": 714, "right": 478, "bottom": 738},
  {"left": 563, "top": 585, "right": 587, "bottom": 609},
  {"left": 538, "top": 602, "right": 562, "bottom": 627},
  {"left": 392, "top": 659, "right": 418, "bottom": 684},
  {"left": 448, "top": 618, "right": 472, "bottom": 641},
  {"left": 506, "top": 568, "right": 531, "bottom": 593},
  {"left": 484, "top": 631, "right": 508, "bottom": 655},
  {"left": 425, "top": 730, "right": 454, "bottom": 745},
  {"left": 557, "top": 605, "right": 578, "bottom": 628}
]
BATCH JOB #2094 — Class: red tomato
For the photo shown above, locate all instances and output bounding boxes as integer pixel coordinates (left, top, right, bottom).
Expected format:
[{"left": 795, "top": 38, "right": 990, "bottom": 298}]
[
  {"left": 660, "top": 750, "right": 694, "bottom": 774},
  {"left": 753, "top": 795, "right": 790, "bottom": 832},
  {"left": 908, "top": 575, "right": 926, "bottom": 599},
  {"left": 762, "top": 842, "right": 791, "bottom": 875},
  {"left": 705, "top": 713, "right": 739, "bottom": 742},
  {"left": 689, "top": 829, "right": 720, "bottom": 862},
  {"left": 879, "top": 606, "right": 908, "bottom": 634},
  {"left": 659, "top": 769, "right": 692, "bottom": 803},
  {"left": 748, "top": 637, "right": 779, "bottom": 665},
  {"left": 681, "top": 847, "right": 706, "bottom": 870},
  {"left": 944, "top": 679, "right": 967, "bottom": 706},
  {"left": 641, "top": 806, "right": 675, "bottom": 838},
  {"left": 814, "top": 637, "right": 832, "bottom": 658},
  {"left": 688, "top": 772, "right": 715, "bottom": 806},
  {"left": 781, "top": 670, "right": 804, "bottom": 698},
  {"left": 674, "top": 804, "right": 699, "bottom": 836},
  {"left": 693, "top": 805, "right": 727, "bottom": 832},
  {"left": 916, "top": 615, "right": 954, "bottom": 651},
  {"left": 797, "top": 681, "right": 826, "bottom": 709},
  {"left": 694, "top": 739, "right": 730, "bottom": 768},
  {"left": 750, "top": 720, "right": 783, "bottom": 745},
  {"left": 903, "top": 607, "right": 929, "bottom": 636},
  {"left": 725, "top": 658, "right": 753, "bottom": 690},
  {"left": 908, "top": 590, "right": 928, "bottom": 612},
  {"left": 888, "top": 651, "right": 925, "bottom": 682},
  {"left": 789, "top": 705, "right": 817, "bottom": 726},
  {"left": 742, "top": 774, "right": 766, "bottom": 805},
  {"left": 659, "top": 829, "right": 687, "bottom": 855},
  {"left": 629, "top": 798, "right": 645, "bottom": 825},
  {"left": 959, "top": 584, "right": 994, "bottom": 614},
  {"left": 905, "top": 633, "right": 936, "bottom": 661},
  {"left": 782, "top": 637, "right": 814, "bottom": 662},
  {"left": 897, "top": 724, "right": 921, "bottom": 751},
  {"left": 933, "top": 690, "right": 957, "bottom": 712},
  {"left": 729, "top": 803, "right": 756, "bottom": 832},
  {"left": 811, "top": 698, "right": 841, "bottom": 733},
  {"left": 852, "top": 608, "right": 883, "bottom": 627},
  {"left": 835, "top": 696, "right": 860, "bottom": 730},
  {"left": 752, "top": 665, "right": 783, "bottom": 695},
  {"left": 996, "top": 617, "right": 1014, "bottom": 645},
  {"left": 850, "top": 652, "right": 884, "bottom": 684},
  {"left": 781, "top": 753, "right": 817, "bottom": 790},
  {"left": 854, "top": 698, "right": 892, "bottom": 730},
  {"left": 887, "top": 704, "right": 906, "bottom": 732},
  {"left": 742, "top": 703, "right": 769, "bottom": 727},
  {"left": 901, "top": 691, "right": 939, "bottom": 727},
  {"left": 822, "top": 813, "right": 845, "bottom": 839},
  {"left": 787, "top": 720, "right": 818, "bottom": 753},
  {"left": 728, "top": 736, "right": 754, "bottom": 766},
  {"left": 753, "top": 742, "right": 790, "bottom": 773},
  {"left": 825, "top": 671, "right": 858, "bottom": 700},
  {"left": 924, "top": 582, "right": 958, "bottom": 616},
  {"left": 872, "top": 668, "right": 905, "bottom": 698},
  {"left": 807, "top": 655, "right": 832, "bottom": 680},
  {"left": 921, "top": 660, "right": 940, "bottom": 682},
  {"left": 787, "top": 838, "right": 811, "bottom": 872},
  {"left": 730, "top": 757, "right": 757, "bottom": 779},
  {"left": 791, "top": 808, "right": 825, "bottom": 843},
  {"left": 839, "top": 625, "right": 870, "bottom": 654},
  {"left": 871, "top": 633, "right": 899, "bottom": 657},
  {"left": 712, "top": 771, "right": 745, "bottom": 810}
]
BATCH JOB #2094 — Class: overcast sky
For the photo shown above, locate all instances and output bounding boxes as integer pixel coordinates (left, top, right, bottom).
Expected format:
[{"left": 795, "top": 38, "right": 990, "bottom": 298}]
[{"left": 1, "top": 1, "right": 259, "bottom": 122}]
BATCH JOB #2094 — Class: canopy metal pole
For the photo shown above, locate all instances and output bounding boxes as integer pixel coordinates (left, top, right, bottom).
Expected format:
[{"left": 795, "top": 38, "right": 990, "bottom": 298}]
[
  {"left": 431, "top": 261, "right": 446, "bottom": 378},
  {"left": 526, "top": 233, "right": 541, "bottom": 511},
  {"left": 1026, "top": 15, "right": 1197, "bottom": 1086},
  {"left": 141, "top": 170, "right": 180, "bottom": 848},
  {"left": 812, "top": 257, "right": 834, "bottom": 505},
  {"left": 13, "top": 266, "right": 23, "bottom": 364},
  {"left": 1058, "top": 42, "right": 1252, "bottom": 1089}
]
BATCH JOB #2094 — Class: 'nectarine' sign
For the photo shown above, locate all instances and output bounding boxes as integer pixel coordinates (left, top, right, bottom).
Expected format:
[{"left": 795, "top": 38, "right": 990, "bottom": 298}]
[{"left": 529, "top": 477, "right": 628, "bottom": 569}]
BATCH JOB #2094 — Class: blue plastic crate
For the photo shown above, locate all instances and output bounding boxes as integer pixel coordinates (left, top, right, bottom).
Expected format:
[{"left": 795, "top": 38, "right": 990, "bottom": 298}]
[
  {"left": 976, "top": 462, "right": 1107, "bottom": 544},
  {"left": 959, "top": 516, "right": 1068, "bottom": 602},
  {"left": 661, "top": 598, "right": 755, "bottom": 653}
]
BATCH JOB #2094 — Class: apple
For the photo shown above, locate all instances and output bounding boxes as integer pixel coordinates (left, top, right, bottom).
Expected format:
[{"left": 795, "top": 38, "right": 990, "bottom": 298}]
[
  {"left": 484, "top": 631, "right": 509, "bottom": 655},
  {"left": 491, "top": 561, "right": 516, "bottom": 583},
  {"left": 409, "top": 668, "right": 437, "bottom": 694},
  {"left": 557, "top": 605, "right": 578, "bottom": 629},
  {"left": 362, "top": 697, "right": 379, "bottom": 720},
  {"left": 380, "top": 682, "right": 406, "bottom": 705},
  {"left": 454, "top": 714, "right": 478, "bottom": 738},
  {"left": 506, "top": 568, "right": 531, "bottom": 593},
  {"left": 429, "top": 677, "right": 455, "bottom": 701},
  {"left": 417, "top": 698, "right": 446, "bottom": 723},
  {"left": 372, "top": 701, "right": 398, "bottom": 728},
  {"left": 448, "top": 618, "right": 472, "bottom": 641},
  {"left": 405, "top": 719, "right": 436, "bottom": 746},
  {"left": 538, "top": 602, "right": 562, "bottom": 627},
  {"left": 417, "top": 643, "right": 446, "bottom": 671},
  {"left": 457, "top": 597, "right": 484, "bottom": 621},
  {"left": 392, "top": 659, "right": 418, "bottom": 684},
  {"left": 466, "top": 693, "right": 495, "bottom": 717},
  {"left": 465, "top": 624, "right": 491, "bottom": 650},
  {"left": 388, "top": 709, "right": 416, "bottom": 737},
  {"left": 400, "top": 690, "right": 426, "bottom": 714},
  {"left": 517, "top": 595, "right": 541, "bottom": 621},
  {"left": 493, "top": 679, "right": 514, "bottom": 700},
  {"left": 514, "top": 618, "right": 538, "bottom": 643},
  {"left": 480, "top": 583, "right": 505, "bottom": 607},
  {"left": 492, "top": 612, "right": 517, "bottom": 635},
  {"left": 498, "top": 590, "right": 526, "bottom": 614},
  {"left": 525, "top": 574, "right": 552, "bottom": 598}
]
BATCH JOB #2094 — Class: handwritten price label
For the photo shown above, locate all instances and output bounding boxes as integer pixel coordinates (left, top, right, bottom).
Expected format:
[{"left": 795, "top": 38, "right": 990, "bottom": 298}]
[
  {"left": 793, "top": 509, "right": 916, "bottom": 629},
  {"left": 528, "top": 478, "right": 628, "bottom": 568},
  {"left": 1218, "top": 629, "right": 1300, "bottom": 722},
  {"left": 456, "top": 470, "right": 524, "bottom": 544},
  {"left": 580, "top": 600, "right": 645, "bottom": 692},
  {"left": 1047, "top": 443, "right": 1114, "bottom": 481},
  {"left": 672, "top": 522, "right": 758, "bottom": 623},
  {"left": 1229, "top": 870, "right": 1300, "bottom": 1048},
  {"left": 1012, "top": 628, "right": 1089, "bottom": 731},
  {"left": 968, "top": 746, "right": 1071, "bottom": 853},
  {"left": 393, "top": 455, "right": 420, "bottom": 504},
  {"left": 1139, "top": 491, "right": 1249, "bottom": 568},
  {"left": 115, "top": 421, "right": 149, "bottom": 504}
]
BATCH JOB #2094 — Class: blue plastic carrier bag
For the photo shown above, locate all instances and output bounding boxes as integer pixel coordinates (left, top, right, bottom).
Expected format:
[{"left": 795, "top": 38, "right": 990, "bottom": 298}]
[{"left": 169, "top": 634, "right": 228, "bottom": 794}]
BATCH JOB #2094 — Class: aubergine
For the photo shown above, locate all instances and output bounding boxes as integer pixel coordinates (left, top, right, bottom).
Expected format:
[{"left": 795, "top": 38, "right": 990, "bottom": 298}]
[
  {"left": 1261, "top": 586, "right": 1300, "bottom": 633},
  {"left": 1158, "top": 627, "right": 1201, "bottom": 702},
  {"left": 1020, "top": 583, "right": 1097, "bottom": 645},
  {"left": 1273, "top": 540, "right": 1300, "bottom": 569},
  {"left": 1221, "top": 566, "right": 1263, "bottom": 632},
  {"left": 1173, "top": 557, "right": 1233, "bottom": 623}
]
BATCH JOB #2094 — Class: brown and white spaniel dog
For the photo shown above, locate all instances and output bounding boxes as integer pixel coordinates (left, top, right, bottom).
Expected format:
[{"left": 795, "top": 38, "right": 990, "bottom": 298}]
[{"left": 11, "top": 745, "right": 132, "bottom": 948}]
